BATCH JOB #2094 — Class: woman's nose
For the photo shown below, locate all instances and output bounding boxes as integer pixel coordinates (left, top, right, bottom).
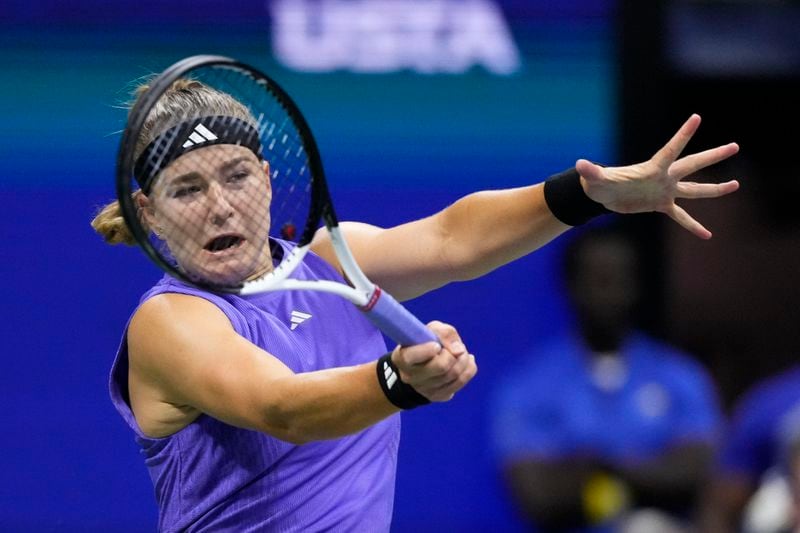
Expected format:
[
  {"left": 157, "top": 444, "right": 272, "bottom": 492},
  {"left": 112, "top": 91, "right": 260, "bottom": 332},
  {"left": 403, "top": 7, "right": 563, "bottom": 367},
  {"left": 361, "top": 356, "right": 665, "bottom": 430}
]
[{"left": 207, "top": 182, "right": 234, "bottom": 225}]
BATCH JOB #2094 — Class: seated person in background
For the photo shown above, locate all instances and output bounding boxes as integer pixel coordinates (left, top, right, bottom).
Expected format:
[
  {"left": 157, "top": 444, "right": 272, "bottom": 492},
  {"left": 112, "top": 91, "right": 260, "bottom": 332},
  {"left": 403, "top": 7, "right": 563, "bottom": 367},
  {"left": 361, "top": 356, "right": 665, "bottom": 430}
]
[
  {"left": 490, "top": 224, "right": 723, "bottom": 532},
  {"left": 700, "top": 365, "right": 800, "bottom": 533}
]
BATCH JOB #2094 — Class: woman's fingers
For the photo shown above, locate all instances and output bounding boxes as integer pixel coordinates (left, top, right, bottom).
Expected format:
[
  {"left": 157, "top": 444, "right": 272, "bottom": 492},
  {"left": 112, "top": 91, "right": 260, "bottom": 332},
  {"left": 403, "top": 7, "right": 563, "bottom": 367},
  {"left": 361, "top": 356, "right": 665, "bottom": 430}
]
[
  {"left": 676, "top": 180, "right": 740, "bottom": 200},
  {"left": 670, "top": 143, "right": 739, "bottom": 179},
  {"left": 392, "top": 320, "right": 477, "bottom": 402},
  {"left": 651, "top": 114, "right": 702, "bottom": 169},
  {"left": 667, "top": 203, "right": 712, "bottom": 240},
  {"left": 427, "top": 320, "right": 466, "bottom": 357},
  {"left": 421, "top": 354, "right": 478, "bottom": 402}
]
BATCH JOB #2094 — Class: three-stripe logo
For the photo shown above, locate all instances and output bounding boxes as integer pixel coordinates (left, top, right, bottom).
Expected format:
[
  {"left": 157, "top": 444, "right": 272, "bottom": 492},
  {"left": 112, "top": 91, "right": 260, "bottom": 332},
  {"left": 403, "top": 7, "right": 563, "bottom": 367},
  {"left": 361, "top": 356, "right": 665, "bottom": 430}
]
[
  {"left": 182, "top": 123, "right": 219, "bottom": 148},
  {"left": 290, "top": 310, "right": 312, "bottom": 330},
  {"left": 382, "top": 361, "right": 397, "bottom": 390}
]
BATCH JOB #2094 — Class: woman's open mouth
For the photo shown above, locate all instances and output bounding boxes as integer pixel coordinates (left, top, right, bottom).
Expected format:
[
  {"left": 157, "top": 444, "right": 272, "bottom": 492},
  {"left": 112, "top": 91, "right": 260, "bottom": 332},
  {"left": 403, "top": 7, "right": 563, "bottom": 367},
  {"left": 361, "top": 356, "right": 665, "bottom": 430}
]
[{"left": 204, "top": 234, "right": 245, "bottom": 253}]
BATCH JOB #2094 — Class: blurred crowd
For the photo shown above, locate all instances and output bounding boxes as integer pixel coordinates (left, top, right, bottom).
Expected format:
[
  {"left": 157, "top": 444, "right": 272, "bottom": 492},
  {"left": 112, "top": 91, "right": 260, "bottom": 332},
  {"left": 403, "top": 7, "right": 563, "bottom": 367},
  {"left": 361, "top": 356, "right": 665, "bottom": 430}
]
[{"left": 490, "top": 223, "right": 800, "bottom": 533}]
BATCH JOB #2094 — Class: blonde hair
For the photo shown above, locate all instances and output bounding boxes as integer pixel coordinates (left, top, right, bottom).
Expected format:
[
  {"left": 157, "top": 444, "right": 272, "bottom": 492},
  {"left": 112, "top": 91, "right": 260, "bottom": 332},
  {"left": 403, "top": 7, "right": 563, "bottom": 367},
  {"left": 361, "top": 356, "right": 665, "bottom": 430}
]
[
  {"left": 91, "top": 78, "right": 256, "bottom": 245},
  {"left": 90, "top": 190, "right": 147, "bottom": 245}
]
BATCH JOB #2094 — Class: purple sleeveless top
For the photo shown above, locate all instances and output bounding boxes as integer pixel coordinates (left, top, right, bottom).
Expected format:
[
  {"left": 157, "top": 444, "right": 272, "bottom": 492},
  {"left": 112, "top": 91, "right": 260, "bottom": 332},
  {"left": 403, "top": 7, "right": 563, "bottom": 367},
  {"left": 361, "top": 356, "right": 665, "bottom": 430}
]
[{"left": 109, "top": 240, "right": 400, "bottom": 532}]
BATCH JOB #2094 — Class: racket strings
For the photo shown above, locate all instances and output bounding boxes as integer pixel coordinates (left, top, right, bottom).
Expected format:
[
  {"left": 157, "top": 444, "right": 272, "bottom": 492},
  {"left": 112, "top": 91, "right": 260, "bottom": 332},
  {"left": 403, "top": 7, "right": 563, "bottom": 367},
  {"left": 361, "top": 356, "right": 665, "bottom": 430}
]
[
  {"left": 207, "top": 65, "right": 312, "bottom": 242},
  {"left": 132, "top": 63, "right": 316, "bottom": 289}
]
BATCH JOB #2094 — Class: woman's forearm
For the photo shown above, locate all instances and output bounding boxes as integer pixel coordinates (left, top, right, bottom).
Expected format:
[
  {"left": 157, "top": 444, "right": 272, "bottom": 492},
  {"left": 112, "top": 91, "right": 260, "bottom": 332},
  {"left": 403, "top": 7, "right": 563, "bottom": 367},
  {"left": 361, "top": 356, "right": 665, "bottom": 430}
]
[{"left": 436, "top": 183, "right": 570, "bottom": 280}]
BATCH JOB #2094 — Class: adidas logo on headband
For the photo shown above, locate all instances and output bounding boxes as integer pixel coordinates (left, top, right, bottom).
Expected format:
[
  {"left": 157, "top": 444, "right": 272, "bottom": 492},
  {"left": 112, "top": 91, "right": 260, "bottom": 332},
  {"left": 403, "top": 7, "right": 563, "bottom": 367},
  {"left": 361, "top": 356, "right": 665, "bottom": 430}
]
[
  {"left": 133, "top": 115, "right": 264, "bottom": 194},
  {"left": 182, "top": 123, "right": 219, "bottom": 148}
]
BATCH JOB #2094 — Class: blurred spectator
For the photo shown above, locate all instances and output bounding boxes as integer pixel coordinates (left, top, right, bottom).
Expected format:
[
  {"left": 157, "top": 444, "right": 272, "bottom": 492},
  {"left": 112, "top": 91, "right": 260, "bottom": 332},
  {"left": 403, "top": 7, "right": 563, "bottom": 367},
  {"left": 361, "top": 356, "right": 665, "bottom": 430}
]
[
  {"left": 490, "top": 224, "right": 723, "bottom": 532},
  {"left": 700, "top": 366, "right": 800, "bottom": 533}
]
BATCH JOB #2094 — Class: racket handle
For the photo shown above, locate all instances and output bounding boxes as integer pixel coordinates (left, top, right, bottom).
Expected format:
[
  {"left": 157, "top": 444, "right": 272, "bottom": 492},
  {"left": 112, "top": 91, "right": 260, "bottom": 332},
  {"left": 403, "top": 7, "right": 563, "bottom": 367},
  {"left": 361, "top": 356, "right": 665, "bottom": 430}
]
[{"left": 361, "top": 287, "right": 439, "bottom": 347}]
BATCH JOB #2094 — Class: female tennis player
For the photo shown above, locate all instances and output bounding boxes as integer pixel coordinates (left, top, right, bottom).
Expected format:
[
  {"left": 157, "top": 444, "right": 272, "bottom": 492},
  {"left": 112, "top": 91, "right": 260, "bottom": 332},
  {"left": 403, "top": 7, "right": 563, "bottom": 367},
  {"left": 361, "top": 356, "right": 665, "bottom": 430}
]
[{"left": 92, "top": 78, "right": 739, "bottom": 532}]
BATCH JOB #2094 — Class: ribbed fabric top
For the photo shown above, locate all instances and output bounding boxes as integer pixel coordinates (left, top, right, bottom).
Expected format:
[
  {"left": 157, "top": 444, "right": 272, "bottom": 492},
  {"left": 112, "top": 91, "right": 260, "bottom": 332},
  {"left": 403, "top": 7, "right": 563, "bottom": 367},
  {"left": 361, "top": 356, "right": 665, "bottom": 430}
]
[{"left": 109, "top": 240, "right": 400, "bottom": 532}]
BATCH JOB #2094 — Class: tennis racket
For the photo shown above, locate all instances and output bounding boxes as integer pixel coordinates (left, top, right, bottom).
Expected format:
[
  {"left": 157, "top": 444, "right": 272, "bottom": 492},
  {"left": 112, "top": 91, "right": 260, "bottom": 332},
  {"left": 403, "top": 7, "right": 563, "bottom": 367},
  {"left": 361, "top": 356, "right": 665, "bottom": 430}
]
[{"left": 116, "top": 55, "right": 437, "bottom": 347}]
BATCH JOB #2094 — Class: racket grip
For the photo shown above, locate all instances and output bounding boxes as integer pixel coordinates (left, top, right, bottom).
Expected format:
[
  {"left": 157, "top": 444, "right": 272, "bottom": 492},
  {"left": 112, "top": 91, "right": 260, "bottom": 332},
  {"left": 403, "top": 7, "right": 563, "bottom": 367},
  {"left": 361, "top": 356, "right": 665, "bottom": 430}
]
[{"left": 361, "top": 287, "right": 439, "bottom": 347}]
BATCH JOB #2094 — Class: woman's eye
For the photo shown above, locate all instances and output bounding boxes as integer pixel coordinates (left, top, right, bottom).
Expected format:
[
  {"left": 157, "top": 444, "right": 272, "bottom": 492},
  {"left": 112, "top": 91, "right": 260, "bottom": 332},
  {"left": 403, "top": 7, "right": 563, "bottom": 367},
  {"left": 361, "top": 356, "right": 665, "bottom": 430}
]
[
  {"left": 173, "top": 185, "right": 201, "bottom": 198},
  {"left": 228, "top": 171, "right": 249, "bottom": 183}
]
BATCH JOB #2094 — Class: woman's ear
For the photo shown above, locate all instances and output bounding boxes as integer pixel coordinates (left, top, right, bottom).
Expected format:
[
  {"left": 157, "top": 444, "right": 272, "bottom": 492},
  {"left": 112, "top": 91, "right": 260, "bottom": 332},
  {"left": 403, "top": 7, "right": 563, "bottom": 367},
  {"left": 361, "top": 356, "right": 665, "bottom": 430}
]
[{"left": 135, "top": 191, "right": 161, "bottom": 237}]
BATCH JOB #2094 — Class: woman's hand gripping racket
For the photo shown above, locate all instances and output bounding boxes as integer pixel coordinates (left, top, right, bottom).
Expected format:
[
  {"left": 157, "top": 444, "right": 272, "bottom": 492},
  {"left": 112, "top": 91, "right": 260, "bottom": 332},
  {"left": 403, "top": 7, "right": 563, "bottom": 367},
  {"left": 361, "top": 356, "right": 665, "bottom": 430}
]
[{"left": 116, "top": 55, "right": 437, "bottom": 347}]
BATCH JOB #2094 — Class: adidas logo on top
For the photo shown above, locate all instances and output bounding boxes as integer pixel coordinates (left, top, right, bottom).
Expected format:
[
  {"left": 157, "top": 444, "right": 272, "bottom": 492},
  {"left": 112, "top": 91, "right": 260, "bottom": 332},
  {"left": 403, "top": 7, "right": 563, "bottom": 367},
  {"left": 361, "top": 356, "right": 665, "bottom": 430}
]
[
  {"left": 290, "top": 310, "right": 312, "bottom": 330},
  {"left": 182, "top": 123, "right": 218, "bottom": 148},
  {"left": 382, "top": 361, "right": 397, "bottom": 389}
]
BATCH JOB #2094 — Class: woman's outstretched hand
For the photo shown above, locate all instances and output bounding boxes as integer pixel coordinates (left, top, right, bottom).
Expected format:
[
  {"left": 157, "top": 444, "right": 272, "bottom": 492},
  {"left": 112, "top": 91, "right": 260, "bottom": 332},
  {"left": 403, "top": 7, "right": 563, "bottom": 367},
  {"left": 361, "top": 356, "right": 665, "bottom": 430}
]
[{"left": 577, "top": 114, "right": 740, "bottom": 239}]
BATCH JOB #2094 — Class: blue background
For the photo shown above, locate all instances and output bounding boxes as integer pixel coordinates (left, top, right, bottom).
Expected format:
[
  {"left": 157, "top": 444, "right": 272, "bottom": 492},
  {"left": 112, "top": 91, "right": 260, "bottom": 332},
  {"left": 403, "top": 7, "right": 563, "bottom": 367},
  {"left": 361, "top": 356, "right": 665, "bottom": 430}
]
[{"left": 1, "top": 1, "right": 617, "bottom": 530}]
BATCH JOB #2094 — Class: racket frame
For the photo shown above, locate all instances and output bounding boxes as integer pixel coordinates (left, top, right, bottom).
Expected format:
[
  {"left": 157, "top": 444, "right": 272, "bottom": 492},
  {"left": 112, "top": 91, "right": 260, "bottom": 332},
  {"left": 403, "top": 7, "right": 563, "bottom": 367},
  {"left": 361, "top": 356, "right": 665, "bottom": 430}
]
[{"left": 116, "top": 55, "right": 436, "bottom": 346}]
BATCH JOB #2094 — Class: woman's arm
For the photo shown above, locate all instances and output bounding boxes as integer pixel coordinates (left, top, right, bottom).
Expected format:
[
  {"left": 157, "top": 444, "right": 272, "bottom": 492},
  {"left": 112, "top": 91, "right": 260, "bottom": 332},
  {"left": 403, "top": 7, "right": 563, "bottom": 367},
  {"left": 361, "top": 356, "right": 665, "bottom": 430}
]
[
  {"left": 127, "top": 293, "right": 476, "bottom": 443},
  {"left": 311, "top": 183, "right": 567, "bottom": 301},
  {"left": 311, "top": 114, "right": 739, "bottom": 300}
]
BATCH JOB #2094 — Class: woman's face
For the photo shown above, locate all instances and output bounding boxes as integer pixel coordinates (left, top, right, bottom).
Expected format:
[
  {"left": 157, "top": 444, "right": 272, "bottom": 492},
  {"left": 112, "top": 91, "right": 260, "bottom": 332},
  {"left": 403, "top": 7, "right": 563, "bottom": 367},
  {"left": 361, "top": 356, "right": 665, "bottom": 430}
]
[{"left": 144, "top": 144, "right": 272, "bottom": 286}]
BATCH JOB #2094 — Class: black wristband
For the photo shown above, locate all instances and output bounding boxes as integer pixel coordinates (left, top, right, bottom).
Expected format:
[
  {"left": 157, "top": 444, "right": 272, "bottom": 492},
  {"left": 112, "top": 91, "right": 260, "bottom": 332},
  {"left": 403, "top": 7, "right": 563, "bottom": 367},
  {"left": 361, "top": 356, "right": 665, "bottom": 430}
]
[
  {"left": 376, "top": 353, "right": 431, "bottom": 410},
  {"left": 543, "top": 167, "right": 611, "bottom": 226}
]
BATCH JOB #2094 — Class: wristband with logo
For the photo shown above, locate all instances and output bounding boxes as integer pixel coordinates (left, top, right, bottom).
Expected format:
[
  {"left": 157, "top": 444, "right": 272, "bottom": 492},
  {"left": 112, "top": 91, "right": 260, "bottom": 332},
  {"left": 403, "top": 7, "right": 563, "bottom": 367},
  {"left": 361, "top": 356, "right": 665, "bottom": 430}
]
[{"left": 376, "top": 353, "right": 431, "bottom": 410}]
